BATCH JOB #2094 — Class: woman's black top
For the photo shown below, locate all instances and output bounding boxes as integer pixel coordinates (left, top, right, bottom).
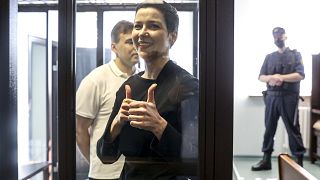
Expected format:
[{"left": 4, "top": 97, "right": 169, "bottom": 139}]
[{"left": 97, "top": 60, "right": 199, "bottom": 180}]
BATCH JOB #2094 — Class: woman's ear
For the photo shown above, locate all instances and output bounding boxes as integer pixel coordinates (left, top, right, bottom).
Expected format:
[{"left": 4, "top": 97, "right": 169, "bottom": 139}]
[{"left": 169, "top": 32, "right": 178, "bottom": 48}]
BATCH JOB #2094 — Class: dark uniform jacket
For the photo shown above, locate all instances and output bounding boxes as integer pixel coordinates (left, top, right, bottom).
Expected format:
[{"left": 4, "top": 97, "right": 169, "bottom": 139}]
[
  {"left": 97, "top": 60, "right": 199, "bottom": 180},
  {"left": 259, "top": 48, "right": 304, "bottom": 93}
]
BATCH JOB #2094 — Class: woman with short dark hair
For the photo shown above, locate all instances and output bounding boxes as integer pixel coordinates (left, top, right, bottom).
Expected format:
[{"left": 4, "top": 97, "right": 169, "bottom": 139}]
[{"left": 97, "top": 1, "right": 199, "bottom": 179}]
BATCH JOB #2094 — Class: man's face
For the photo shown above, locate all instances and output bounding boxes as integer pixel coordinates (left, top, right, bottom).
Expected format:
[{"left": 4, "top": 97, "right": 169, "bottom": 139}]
[
  {"left": 113, "top": 32, "right": 139, "bottom": 67},
  {"left": 273, "top": 33, "right": 286, "bottom": 41},
  {"left": 273, "top": 33, "right": 287, "bottom": 48}
]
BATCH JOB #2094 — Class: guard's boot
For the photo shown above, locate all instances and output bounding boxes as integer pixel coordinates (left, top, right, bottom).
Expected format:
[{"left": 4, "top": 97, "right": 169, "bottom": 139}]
[
  {"left": 251, "top": 153, "right": 272, "bottom": 171},
  {"left": 296, "top": 156, "right": 303, "bottom": 167}
]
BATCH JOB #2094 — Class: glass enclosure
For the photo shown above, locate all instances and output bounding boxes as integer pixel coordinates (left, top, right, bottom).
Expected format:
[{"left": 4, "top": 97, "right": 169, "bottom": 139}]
[{"left": 16, "top": 1, "right": 200, "bottom": 179}]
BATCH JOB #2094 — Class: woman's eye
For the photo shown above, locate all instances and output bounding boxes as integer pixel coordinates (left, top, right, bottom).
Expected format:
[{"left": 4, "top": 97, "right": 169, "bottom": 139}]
[
  {"left": 134, "top": 24, "right": 142, "bottom": 30},
  {"left": 150, "top": 24, "right": 160, "bottom": 29}
]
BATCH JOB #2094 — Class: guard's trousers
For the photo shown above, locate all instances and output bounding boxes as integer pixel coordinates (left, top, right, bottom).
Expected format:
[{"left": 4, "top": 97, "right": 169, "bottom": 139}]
[{"left": 262, "top": 92, "right": 306, "bottom": 157}]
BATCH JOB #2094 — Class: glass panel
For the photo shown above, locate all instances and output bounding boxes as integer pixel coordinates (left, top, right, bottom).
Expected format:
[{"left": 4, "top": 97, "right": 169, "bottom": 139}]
[
  {"left": 75, "top": 12, "right": 97, "bottom": 89},
  {"left": 233, "top": 0, "right": 320, "bottom": 179},
  {"left": 103, "top": 11, "right": 135, "bottom": 64},
  {"left": 75, "top": 11, "right": 98, "bottom": 180},
  {"left": 76, "top": 3, "right": 198, "bottom": 180},
  {"left": 103, "top": 11, "right": 195, "bottom": 75},
  {"left": 169, "top": 11, "right": 194, "bottom": 75},
  {"left": 17, "top": 11, "right": 47, "bottom": 165},
  {"left": 96, "top": 4, "right": 198, "bottom": 179},
  {"left": 18, "top": 13, "right": 46, "bottom": 164},
  {"left": 29, "top": 39, "right": 47, "bottom": 163},
  {"left": 48, "top": 10, "right": 58, "bottom": 180}
]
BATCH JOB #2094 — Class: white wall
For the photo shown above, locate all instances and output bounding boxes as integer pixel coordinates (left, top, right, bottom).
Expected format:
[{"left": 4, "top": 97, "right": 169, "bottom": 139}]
[{"left": 233, "top": 0, "right": 320, "bottom": 156}]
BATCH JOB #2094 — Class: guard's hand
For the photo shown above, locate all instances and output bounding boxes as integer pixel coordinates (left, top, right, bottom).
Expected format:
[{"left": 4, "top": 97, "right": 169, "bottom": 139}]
[
  {"left": 268, "top": 74, "right": 283, "bottom": 86},
  {"left": 274, "top": 74, "right": 283, "bottom": 86}
]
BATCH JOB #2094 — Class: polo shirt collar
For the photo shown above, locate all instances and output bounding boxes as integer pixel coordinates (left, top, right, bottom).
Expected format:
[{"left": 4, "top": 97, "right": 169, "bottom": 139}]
[{"left": 109, "top": 60, "right": 128, "bottom": 78}]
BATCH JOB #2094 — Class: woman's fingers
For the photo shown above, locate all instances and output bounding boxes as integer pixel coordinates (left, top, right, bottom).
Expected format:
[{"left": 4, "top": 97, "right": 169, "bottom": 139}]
[
  {"left": 119, "top": 84, "right": 160, "bottom": 131},
  {"left": 147, "top": 83, "right": 157, "bottom": 103},
  {"left": 129, "top": 100, "right": 156, "bottom": 110},
  {"left": 125, "top": 85, "right": 132, "bottom": 99},
  {"left": 120, "top": 108, "right": 130, "bottom": 116},
  {"left": 119, "top": 98, "right": 134, "bottom": 122},
  {"left": 130, "top": 121, "right": 144, "bottom": 129},
  {"left": 127, "top": 114, "right": 144, "bottom": 121},
  {"left": 128, "top": 106, "right": 147, "bottom": 115}
]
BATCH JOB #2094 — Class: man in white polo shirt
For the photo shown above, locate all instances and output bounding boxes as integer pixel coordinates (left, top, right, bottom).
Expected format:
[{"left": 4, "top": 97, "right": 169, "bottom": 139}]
[{"left": 76, "top": 20, "right": 139, "bottom": 180}]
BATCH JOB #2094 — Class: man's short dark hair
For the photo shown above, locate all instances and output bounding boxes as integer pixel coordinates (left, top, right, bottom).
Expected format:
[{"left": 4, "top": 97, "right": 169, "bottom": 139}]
[
  {"left": 135, "top": 1, "right": 179, "bottom": 33},
  {"left": 111, "top": 20, "right": 134, "bottom": 43},
  {"left": 272, "top": 27, "right": 286, "bottom": 39}
]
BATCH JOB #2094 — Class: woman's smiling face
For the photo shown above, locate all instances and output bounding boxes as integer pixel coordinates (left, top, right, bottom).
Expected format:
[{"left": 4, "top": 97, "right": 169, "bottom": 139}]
[{"left": 132, "top": 7, "right": 174, "bottom": 61}]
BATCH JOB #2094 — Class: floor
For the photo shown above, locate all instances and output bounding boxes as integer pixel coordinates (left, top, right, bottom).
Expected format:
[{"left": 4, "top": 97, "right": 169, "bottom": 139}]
[
  {"left": 76, "top": 155, "right": 320, "bottom": 179},
  {"left": 233, "top": 156, "right": 320, "bottom": 180}
]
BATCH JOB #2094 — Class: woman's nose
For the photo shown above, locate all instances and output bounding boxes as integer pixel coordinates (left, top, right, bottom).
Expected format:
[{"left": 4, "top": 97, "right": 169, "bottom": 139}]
[{"left": 138, "top": 26, "right": 149, "bottom": 37}]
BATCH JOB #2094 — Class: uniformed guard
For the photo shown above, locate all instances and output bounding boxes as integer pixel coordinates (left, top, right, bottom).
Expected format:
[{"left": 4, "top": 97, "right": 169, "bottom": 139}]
[{"left": 251, "top": 27, "right": 306, "bottom": 171}]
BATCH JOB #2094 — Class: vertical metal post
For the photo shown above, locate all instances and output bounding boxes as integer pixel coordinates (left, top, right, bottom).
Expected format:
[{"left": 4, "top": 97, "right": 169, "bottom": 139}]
[
  {"left": 199, "top": 0, "right": 234, "bottom": 179},
  {"left": 97, "top": 10, "right": 104, "bottom": 66},
  {"left": 58, "top": 0, "right": 76, "bottom": 179},
  {"left": 0, "top": 0, "right": 18, "bottom": 179},
  {"left": 193, "top": 8, "right": 199, "bottom": 78}
]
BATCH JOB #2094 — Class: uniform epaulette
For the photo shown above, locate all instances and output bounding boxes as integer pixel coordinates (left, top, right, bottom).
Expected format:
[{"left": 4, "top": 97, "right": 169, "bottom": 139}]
[{"left": 291, "top": 49, "right": 302, "bottom": 63}]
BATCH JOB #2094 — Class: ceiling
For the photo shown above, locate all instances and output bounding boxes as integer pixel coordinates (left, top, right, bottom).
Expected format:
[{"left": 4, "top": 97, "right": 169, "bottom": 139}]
[{"left": 18, "top": 0, "right": 197, "bottom": 5}]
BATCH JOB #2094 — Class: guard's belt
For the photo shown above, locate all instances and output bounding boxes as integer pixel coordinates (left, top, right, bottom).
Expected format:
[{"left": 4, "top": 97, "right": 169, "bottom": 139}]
[{"left": 266, "top": 91, "right": 298, "bottom": 96}]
